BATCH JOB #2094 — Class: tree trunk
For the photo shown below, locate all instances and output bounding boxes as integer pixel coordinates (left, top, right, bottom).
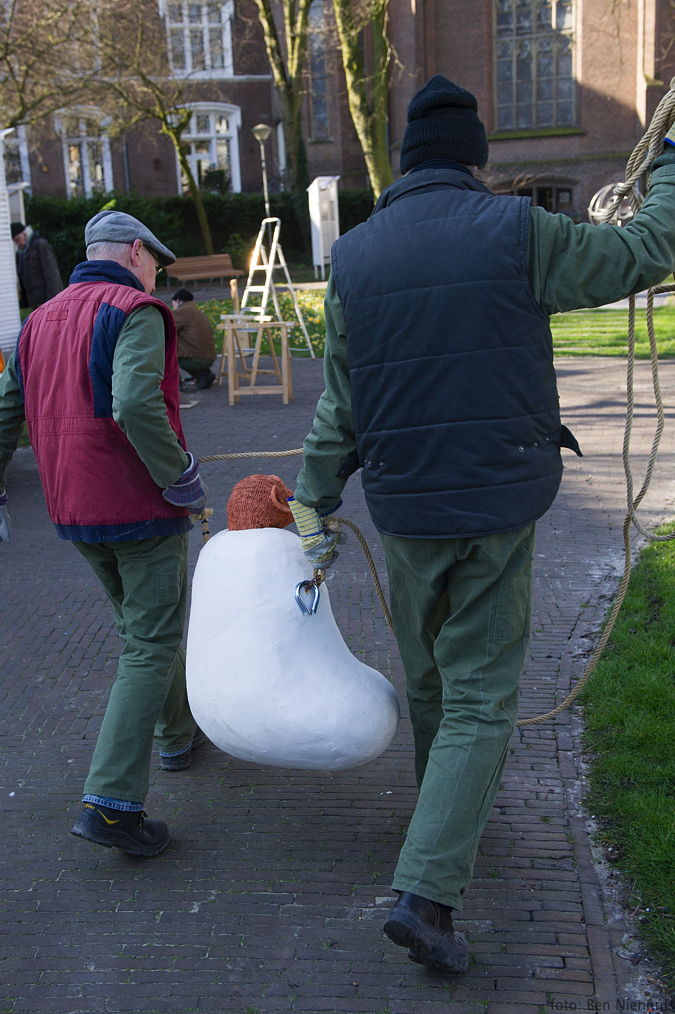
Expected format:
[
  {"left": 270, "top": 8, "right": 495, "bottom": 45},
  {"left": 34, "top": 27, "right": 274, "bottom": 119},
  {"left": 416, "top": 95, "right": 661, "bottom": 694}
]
[
  {"left": 332, "top": 0, "right": 393, "bottom": 199},
  {"left": 279, "top": 86, "right": 310, "bottom": 244},
  {"left": 169, "top": 134, "right": 215, "bottom": 255},
  {"left": 254, "top": 0, "right": 312, "bottom": 217}
]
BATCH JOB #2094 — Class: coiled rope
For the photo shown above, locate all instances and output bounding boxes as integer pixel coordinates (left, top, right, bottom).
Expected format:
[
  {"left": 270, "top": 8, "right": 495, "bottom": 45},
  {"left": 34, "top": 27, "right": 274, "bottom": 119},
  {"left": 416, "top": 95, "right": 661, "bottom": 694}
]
[
  {"left": 515, "top": 81, "right": 675, "bottom": 726},
  {"left": 197, "top": 80, "right": 675, "bottom": 726}
]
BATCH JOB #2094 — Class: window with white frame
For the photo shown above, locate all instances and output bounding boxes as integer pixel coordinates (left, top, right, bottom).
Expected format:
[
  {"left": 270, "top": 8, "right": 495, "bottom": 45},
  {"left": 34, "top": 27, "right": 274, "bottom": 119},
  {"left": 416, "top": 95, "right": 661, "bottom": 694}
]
[
  {"left": 164, "top": 1, "right": 234, "bottom": 76},
  {"left": 56, "top": 113, "right": 113, "bottom": 198},
  {"left": 495, "top": 0, "right": 575, "bottom": 131},
  {"left": 2, "top": 126, "right": 31, "bottom": 192},
  {"left": 178, "top": 105, "right": 241, "bottom": 193}
]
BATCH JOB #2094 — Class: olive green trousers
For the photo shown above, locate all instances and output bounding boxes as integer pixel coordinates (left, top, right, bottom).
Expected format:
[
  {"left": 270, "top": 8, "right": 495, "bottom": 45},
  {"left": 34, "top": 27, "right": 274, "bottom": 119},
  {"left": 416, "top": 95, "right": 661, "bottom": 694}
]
[
  {"left": 381, "top": 524, "right": 535, "bottom": 910},
  {"left": 74, "top": 533, "right": 196, "bottom": 804}
]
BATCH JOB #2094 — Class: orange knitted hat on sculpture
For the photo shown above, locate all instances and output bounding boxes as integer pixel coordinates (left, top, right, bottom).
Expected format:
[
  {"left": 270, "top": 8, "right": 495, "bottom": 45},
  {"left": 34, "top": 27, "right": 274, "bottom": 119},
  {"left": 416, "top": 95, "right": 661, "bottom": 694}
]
[{"left": 227, "top": 474, "right": 294, "bottom": 531}]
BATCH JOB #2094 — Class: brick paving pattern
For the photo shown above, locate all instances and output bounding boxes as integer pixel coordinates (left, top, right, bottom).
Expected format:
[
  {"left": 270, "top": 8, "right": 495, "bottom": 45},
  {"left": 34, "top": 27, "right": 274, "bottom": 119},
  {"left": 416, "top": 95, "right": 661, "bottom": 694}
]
[{"left": 1, "top": 354, "right": 674, "bottom": 1014}]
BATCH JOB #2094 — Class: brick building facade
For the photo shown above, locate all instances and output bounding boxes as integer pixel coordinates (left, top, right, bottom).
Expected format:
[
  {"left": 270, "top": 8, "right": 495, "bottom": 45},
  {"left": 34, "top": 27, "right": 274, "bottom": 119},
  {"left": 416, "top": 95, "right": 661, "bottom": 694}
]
[
  {"left": 5, "top": 0, "right": 675, "bottom": 222},
  {"left": 386, "top": 0, "right": 675, "bottom": 219}
]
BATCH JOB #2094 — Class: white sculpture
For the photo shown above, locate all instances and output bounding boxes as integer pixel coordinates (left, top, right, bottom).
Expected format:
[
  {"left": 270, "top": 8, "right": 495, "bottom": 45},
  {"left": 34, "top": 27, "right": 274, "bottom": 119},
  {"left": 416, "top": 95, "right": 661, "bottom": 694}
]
[{"left": 186, "top": 525, "right": 400, "bottom": 770}]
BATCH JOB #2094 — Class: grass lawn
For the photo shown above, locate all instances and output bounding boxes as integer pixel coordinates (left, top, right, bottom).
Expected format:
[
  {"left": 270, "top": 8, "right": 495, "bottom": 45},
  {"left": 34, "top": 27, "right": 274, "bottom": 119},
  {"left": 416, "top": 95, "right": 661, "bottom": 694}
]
[
  {"left": 197, "top": 292, "right": 675, "bottom": 360},
  {"left": 581, "top": 523, "right": 675, "bottom": 984},
  {"left": 550, "top": 305, "right": 675, "bottom": 358}
]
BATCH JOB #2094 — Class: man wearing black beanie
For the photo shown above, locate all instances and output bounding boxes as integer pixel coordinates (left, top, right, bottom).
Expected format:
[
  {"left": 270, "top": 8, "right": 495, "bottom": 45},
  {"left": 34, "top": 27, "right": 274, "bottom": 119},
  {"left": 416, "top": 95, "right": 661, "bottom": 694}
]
[
  {"left": 289, "top": 76, "right": 675, "bottom": 973},
  {"left": 399, "top": 75, "right": 489, "bottom": 172}
]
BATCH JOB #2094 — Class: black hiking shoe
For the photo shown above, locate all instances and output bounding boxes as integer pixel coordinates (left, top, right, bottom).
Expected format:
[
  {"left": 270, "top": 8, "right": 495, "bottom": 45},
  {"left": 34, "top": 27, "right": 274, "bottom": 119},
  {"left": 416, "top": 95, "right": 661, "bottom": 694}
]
[
  {"left": 383, "top": 891, "right": 469, "bottom": 973},
  {"left": 159, "top": 729, "right": 208, "bottom": 771},
  {"left": 71, "top": 803, "right": 171, "bottom": 856}
]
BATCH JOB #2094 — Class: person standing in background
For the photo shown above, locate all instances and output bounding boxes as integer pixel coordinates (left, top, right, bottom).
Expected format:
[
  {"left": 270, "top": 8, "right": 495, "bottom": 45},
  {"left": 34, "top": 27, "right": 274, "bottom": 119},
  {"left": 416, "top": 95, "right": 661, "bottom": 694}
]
[{"left": 11, "top": 222, "right": 64, "bottom": 309}]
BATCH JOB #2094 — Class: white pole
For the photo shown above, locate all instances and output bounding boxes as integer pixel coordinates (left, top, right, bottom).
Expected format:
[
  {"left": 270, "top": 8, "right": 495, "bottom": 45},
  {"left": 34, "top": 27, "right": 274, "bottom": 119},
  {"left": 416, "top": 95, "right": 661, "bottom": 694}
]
[
  {"left": 259, "top": 140, "right": 271, "bottom": 219},
  {"left": 0, "top": 129, "right": 22, "bottom": 358}
]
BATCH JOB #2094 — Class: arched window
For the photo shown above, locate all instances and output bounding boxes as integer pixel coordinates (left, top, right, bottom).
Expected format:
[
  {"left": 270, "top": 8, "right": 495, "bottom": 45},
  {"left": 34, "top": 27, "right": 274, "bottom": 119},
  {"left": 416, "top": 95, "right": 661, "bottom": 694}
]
[
  {"left": 178, "top": 104, "right": 241, "bottom": 193},
  {"left": 494, "top": 0, "right": 575, "bottom": 131},
  {"left": 55, "top": 112, "right": 113, "bottom": 198}
]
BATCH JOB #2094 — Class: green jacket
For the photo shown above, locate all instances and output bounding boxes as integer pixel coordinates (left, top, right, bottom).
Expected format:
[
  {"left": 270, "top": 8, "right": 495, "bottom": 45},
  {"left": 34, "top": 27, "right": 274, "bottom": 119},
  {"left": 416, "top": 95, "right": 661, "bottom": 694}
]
[{"left": 295, "top": 149, "right": 675, "bottom": 516}]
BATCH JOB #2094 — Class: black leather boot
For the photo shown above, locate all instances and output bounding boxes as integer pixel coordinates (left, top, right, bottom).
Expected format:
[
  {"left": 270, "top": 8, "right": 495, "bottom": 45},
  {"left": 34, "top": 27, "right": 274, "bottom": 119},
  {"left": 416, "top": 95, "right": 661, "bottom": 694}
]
[
  {"left": 71, "top": 803, "right": 170, "bottom": 856},
  {"left": 383, "top": 891, "right": 469, "bottom": 973}
]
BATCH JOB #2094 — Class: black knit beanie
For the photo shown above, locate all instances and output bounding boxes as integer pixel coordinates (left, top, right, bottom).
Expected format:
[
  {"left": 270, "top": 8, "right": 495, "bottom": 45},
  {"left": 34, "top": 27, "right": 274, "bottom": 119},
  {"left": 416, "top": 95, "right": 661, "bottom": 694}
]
[
  {"left": 172, "top": 289, "right": 194, "bottom": 302},
  {"left": 399, "top": 76, "right": 489, "bottom": 173}
]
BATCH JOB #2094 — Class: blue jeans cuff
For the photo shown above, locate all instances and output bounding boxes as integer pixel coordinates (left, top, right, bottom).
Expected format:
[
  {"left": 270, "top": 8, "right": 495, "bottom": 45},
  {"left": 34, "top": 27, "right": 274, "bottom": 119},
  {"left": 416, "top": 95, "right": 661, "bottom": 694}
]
[
  {"left": 82, "top": 794, "right": 143, "bottom": 812},
  {"left": 159, "top": 743, "right": 191, "bottom": 759}
]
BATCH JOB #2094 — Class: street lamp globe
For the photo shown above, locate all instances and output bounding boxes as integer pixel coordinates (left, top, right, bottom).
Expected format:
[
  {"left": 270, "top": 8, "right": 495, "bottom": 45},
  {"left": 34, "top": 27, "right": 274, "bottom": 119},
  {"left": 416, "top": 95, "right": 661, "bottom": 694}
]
[
  {"left": 252, "top": 124, "right": 273, "bottom": 217},
  {"left": 252, "top": 123, "right": 273, "bottom": 144}
]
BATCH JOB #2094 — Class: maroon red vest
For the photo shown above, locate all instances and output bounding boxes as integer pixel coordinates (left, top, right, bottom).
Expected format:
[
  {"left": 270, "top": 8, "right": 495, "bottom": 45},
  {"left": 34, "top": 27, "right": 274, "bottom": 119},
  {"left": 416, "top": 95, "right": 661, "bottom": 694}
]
[{"left": 17, "top": 262, "right": 191, "bottom": 542}]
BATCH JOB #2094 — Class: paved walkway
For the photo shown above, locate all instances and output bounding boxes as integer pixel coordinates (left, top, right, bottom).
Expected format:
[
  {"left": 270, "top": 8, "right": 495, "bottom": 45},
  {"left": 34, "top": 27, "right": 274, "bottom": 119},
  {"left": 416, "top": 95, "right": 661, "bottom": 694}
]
[{"left": 1, "top": 355, "right": 674, "bottom": 1014}]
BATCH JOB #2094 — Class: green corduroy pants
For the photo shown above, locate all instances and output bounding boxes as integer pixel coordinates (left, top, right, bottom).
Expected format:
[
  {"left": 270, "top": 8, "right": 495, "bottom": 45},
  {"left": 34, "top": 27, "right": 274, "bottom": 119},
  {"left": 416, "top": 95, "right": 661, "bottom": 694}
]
[
  {"left": 74, "top": 533, "right": 195, "bottom": 804},
  {"left": 381, "top": 523, "right": 535, "bottom": 910}
]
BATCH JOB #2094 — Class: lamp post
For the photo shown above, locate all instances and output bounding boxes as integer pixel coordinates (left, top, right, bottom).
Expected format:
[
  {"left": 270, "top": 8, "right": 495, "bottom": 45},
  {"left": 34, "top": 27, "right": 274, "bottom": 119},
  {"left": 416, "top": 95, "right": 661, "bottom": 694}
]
[{"left": 252, "top": 123, "right": 273, "bottom": 218}]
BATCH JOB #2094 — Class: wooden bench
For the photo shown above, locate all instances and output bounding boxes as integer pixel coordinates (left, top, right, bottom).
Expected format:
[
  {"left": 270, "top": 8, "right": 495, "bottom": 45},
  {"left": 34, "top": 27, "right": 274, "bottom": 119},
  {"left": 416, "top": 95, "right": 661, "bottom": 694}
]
[{"left": 167, "top": 254, "right": 243, "bottom": 286}]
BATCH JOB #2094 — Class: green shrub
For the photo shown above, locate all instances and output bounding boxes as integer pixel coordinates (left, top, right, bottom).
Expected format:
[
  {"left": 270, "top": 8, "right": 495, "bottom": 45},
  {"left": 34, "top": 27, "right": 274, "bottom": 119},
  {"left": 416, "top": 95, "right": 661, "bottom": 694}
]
[
  {"left": 24, "top": 186, "right": 372, "bottom": 279},
  {"left": 25, "top": 188, "right": 376, "bottom": 281},
  {"left": 339, "top": 189, "right": 375, "bottom": 231}
]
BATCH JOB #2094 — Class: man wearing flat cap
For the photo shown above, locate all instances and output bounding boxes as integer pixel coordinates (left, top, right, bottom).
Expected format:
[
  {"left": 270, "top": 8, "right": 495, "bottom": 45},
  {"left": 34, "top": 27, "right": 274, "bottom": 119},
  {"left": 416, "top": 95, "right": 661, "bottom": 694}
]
[
  {"left": 289, "top": 75, "right": 675, "bottom": 972},
  {"left": 0, "top": 210, "right": 208, "bottom": 856}
]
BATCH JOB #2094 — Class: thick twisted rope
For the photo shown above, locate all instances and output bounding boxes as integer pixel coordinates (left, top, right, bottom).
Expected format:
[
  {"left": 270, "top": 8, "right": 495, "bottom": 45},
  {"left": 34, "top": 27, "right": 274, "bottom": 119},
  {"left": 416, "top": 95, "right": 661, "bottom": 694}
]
[
  {"left": 513, "top": 84, "right": 675, "bottom": 725},
  {"left": 199, "top": 449, "right": 303, "bottom": 463},
  {"left": 601, "top": 75, "right": 675, "bottom": 221},
  {"left": 623, "top": 287, "right": 675, "bottom": 543},
  {"left": 328, "top": 517, "right": 394, "bottom": 630}
]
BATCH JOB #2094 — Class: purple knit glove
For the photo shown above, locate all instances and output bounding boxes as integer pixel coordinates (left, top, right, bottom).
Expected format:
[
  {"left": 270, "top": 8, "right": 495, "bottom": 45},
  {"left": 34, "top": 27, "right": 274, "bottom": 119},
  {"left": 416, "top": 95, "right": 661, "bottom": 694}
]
[
  {"left": 0, "top": 490, "right": 11, "bottom": 544},
  {"left": 162, "top": 453, "right": 207, "bottom": 513}
]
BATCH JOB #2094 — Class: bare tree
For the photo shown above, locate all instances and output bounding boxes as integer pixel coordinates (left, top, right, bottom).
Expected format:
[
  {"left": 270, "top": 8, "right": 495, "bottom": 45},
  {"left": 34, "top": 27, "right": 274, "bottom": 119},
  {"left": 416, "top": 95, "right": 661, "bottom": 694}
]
[
  {"left": 253, "top": 0, "right": 313, "bottom": 207},
  {"left": 0, "top": 0, "right": 99, "bottom": 129},
  {"left": 332, "top": 0, "right": 392, "bottom": 198},
  {"left": 92, "top": 0, "right": 215, "bottom": 253},
  {"left": 0, "top": 0, "right": 214, "bottom": 252}
]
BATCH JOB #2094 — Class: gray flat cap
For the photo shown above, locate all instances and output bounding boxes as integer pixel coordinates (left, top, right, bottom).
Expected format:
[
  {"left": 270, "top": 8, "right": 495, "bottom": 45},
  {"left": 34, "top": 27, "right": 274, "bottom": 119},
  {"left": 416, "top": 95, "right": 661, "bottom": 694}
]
[{"left": 84, "top": 210, "right": 176, "bottom": 266}]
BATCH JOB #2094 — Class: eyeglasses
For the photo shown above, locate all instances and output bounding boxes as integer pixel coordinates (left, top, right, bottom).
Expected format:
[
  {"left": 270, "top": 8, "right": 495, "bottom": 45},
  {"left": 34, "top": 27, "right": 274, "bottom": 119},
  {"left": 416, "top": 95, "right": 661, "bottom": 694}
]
[{"left": 139, "top": 242, "right": 164, "bottom": 276}]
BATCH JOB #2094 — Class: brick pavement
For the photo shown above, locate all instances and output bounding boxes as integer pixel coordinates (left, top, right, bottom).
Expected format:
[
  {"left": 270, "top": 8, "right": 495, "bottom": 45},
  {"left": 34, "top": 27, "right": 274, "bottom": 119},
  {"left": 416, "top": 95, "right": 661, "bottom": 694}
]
[{"left": 1, "top": 355, "right": 674, "bottom": 1014}]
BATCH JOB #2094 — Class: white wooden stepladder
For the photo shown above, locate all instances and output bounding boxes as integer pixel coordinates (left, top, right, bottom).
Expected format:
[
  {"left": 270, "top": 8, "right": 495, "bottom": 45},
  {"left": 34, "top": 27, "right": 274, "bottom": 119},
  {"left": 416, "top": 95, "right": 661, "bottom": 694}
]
[{"left": 239, "top": 217, "right": 315, "bottom": 358}]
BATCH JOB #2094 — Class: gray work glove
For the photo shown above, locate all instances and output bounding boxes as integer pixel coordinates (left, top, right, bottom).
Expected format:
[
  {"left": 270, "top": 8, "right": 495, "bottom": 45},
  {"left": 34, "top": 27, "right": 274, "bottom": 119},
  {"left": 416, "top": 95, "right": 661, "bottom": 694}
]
[
  {"left": 287, "top": 496, "right": 344, "bottom": 570},
  {"left": 162, "top": 452, "right": 207, "bottom": 515},
  {"left": 0, "top": 490, "right": 11, "bottom": 543}
]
